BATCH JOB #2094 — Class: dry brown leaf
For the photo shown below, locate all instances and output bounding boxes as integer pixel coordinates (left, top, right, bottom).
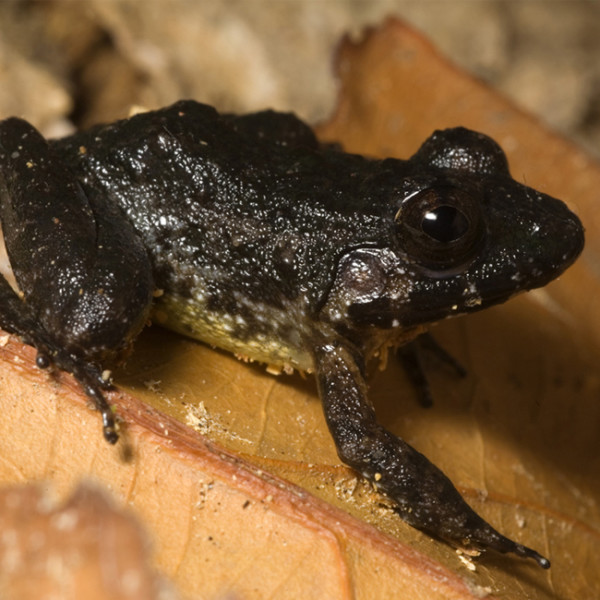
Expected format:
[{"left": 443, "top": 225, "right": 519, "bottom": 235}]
[
  {"left": 0, "top": 19, "right": 598, "bottom": 600},
  {"left": 0, "top": 482, "right": 172, "bottom": 600}
]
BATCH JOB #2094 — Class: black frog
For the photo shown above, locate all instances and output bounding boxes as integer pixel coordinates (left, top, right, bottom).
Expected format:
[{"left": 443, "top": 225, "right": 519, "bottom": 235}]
[{"left": 0, "top": 100, "right": 584, "bottom": 569}]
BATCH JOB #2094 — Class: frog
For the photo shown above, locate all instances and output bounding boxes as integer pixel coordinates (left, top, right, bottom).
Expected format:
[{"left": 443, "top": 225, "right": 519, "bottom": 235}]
[{"left": 0, "top": 100, "right": 584, "bottom": 569}]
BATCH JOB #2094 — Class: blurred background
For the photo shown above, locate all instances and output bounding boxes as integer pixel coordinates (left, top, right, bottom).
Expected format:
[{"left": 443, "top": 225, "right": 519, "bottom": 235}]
[
  {"left": 0, "top": 4, "right": 598, "bottom": 597},
  {"left": 0, "top": 0, "right": 599, "bottom": 156}
]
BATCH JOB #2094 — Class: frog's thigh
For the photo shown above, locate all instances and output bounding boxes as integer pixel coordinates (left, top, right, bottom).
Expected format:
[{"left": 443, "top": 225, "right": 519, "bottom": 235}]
[
  {"left": 0, "top": 117, "right": 97, "bottom": 295},
  {"left": 0, "top": 117, "right": 153, "bottom": 354}
]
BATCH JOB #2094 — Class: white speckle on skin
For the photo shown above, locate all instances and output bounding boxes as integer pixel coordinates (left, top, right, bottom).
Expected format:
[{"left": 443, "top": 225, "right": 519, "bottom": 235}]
[
  {"left": 465, "top": 296, "right": 482, "bottom": 308},
  {"left": 463, "top": 281, "right": 482, "bottom": 308},
  {"left": 464, "top": 282, "right": 479, "bottom": 296}
]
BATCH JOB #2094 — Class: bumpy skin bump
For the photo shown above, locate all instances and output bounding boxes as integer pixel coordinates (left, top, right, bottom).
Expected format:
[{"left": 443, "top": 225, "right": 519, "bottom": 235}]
[{"left": 0, "top": 101, "right": 584, "bottom": 567}]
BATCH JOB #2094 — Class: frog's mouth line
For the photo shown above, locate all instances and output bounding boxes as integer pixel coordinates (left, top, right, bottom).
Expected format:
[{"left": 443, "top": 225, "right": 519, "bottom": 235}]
[{"left": 399, "top": 250, "right": 584, "bottom": 328}]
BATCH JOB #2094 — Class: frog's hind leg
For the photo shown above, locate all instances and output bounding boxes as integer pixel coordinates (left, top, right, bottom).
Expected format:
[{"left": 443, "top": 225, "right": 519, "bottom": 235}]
[
  {"left": 0, "top": 274, "right": 119, "bottom": 442},
  {"left": 0, "top": 117, "right": 153, "bottom": 444},
  {"left": 313, "top": 337, "right": 550, "bottom": 569}
]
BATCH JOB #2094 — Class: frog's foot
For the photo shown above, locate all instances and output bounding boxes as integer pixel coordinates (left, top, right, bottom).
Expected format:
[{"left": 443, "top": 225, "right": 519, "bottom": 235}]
[
  {"left": 398, "top": 332, "right": 466, "bottom": 407},
  {"left": 314, "top": 338, "right": 550, "bottom": 569},
  {"left": 35, "top": 347, "right": 119, "bottom": 444},
  {"left": 0, "top": 279, "right": 119, "bottom": 443},
  {"left": 80, "top": 379, "right": 119, "bottom": 445},
  {"left": 67, "top": 361, "right": 118, "bottom": 444}
]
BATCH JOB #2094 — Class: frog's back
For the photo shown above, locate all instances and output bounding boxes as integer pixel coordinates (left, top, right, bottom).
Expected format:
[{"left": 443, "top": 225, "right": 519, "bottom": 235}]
[{"left": 52, "top": 101, "right": 394, "bottom": 370}]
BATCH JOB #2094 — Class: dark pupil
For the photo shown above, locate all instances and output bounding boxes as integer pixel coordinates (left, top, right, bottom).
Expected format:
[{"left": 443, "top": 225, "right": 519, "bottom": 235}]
[{"left": 421, "top": 205, "right": 469, "bottom": 243}]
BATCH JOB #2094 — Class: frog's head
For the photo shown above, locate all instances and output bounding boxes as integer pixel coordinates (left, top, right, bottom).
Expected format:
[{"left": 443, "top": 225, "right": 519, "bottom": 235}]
[{"left": 322, "top": 127, "right": 584, "bottom": 331}]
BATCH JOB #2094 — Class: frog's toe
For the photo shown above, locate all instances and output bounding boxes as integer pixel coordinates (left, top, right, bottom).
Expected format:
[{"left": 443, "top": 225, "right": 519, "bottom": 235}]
[
  {"left": 99, "top": 396, "right": 119, "bottom": 444},
  {"left": 69, "top": 360, "right": 120, "bottom": 443},
  {"left": 514, "top": 544, "right": 551, "bottom": 569},
  {"left": 31, "top": 342, "right": 121, "bottom": 444},
  {"left": 458, "top": 520, "right": 551, "bottom": 569},
  {"left": 35, "top": 351, "right": 51, "bottom": 370}
]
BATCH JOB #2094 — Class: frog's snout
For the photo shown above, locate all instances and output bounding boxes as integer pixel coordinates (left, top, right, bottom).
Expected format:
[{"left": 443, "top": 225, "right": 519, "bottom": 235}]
[{"left": 520, "top": 196, "right": 584, "bottom": 287}]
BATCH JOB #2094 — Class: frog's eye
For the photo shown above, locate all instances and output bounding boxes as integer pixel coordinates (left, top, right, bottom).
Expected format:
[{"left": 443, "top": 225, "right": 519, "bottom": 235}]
[
  {"left": 421, "top": 205, "right": 469, "bottom": 243},
  {"left": 395, "top": 187, "right": 484, "bottom": 272}
]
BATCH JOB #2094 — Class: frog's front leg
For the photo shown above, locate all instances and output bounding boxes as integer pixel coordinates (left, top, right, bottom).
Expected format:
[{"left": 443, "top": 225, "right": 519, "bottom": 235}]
[
  {"left": 0, "top": 118, "right": 154, "bottom": 443},
  {"left": 313, "top": 338, "right": 550, "bottom": 568}
]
